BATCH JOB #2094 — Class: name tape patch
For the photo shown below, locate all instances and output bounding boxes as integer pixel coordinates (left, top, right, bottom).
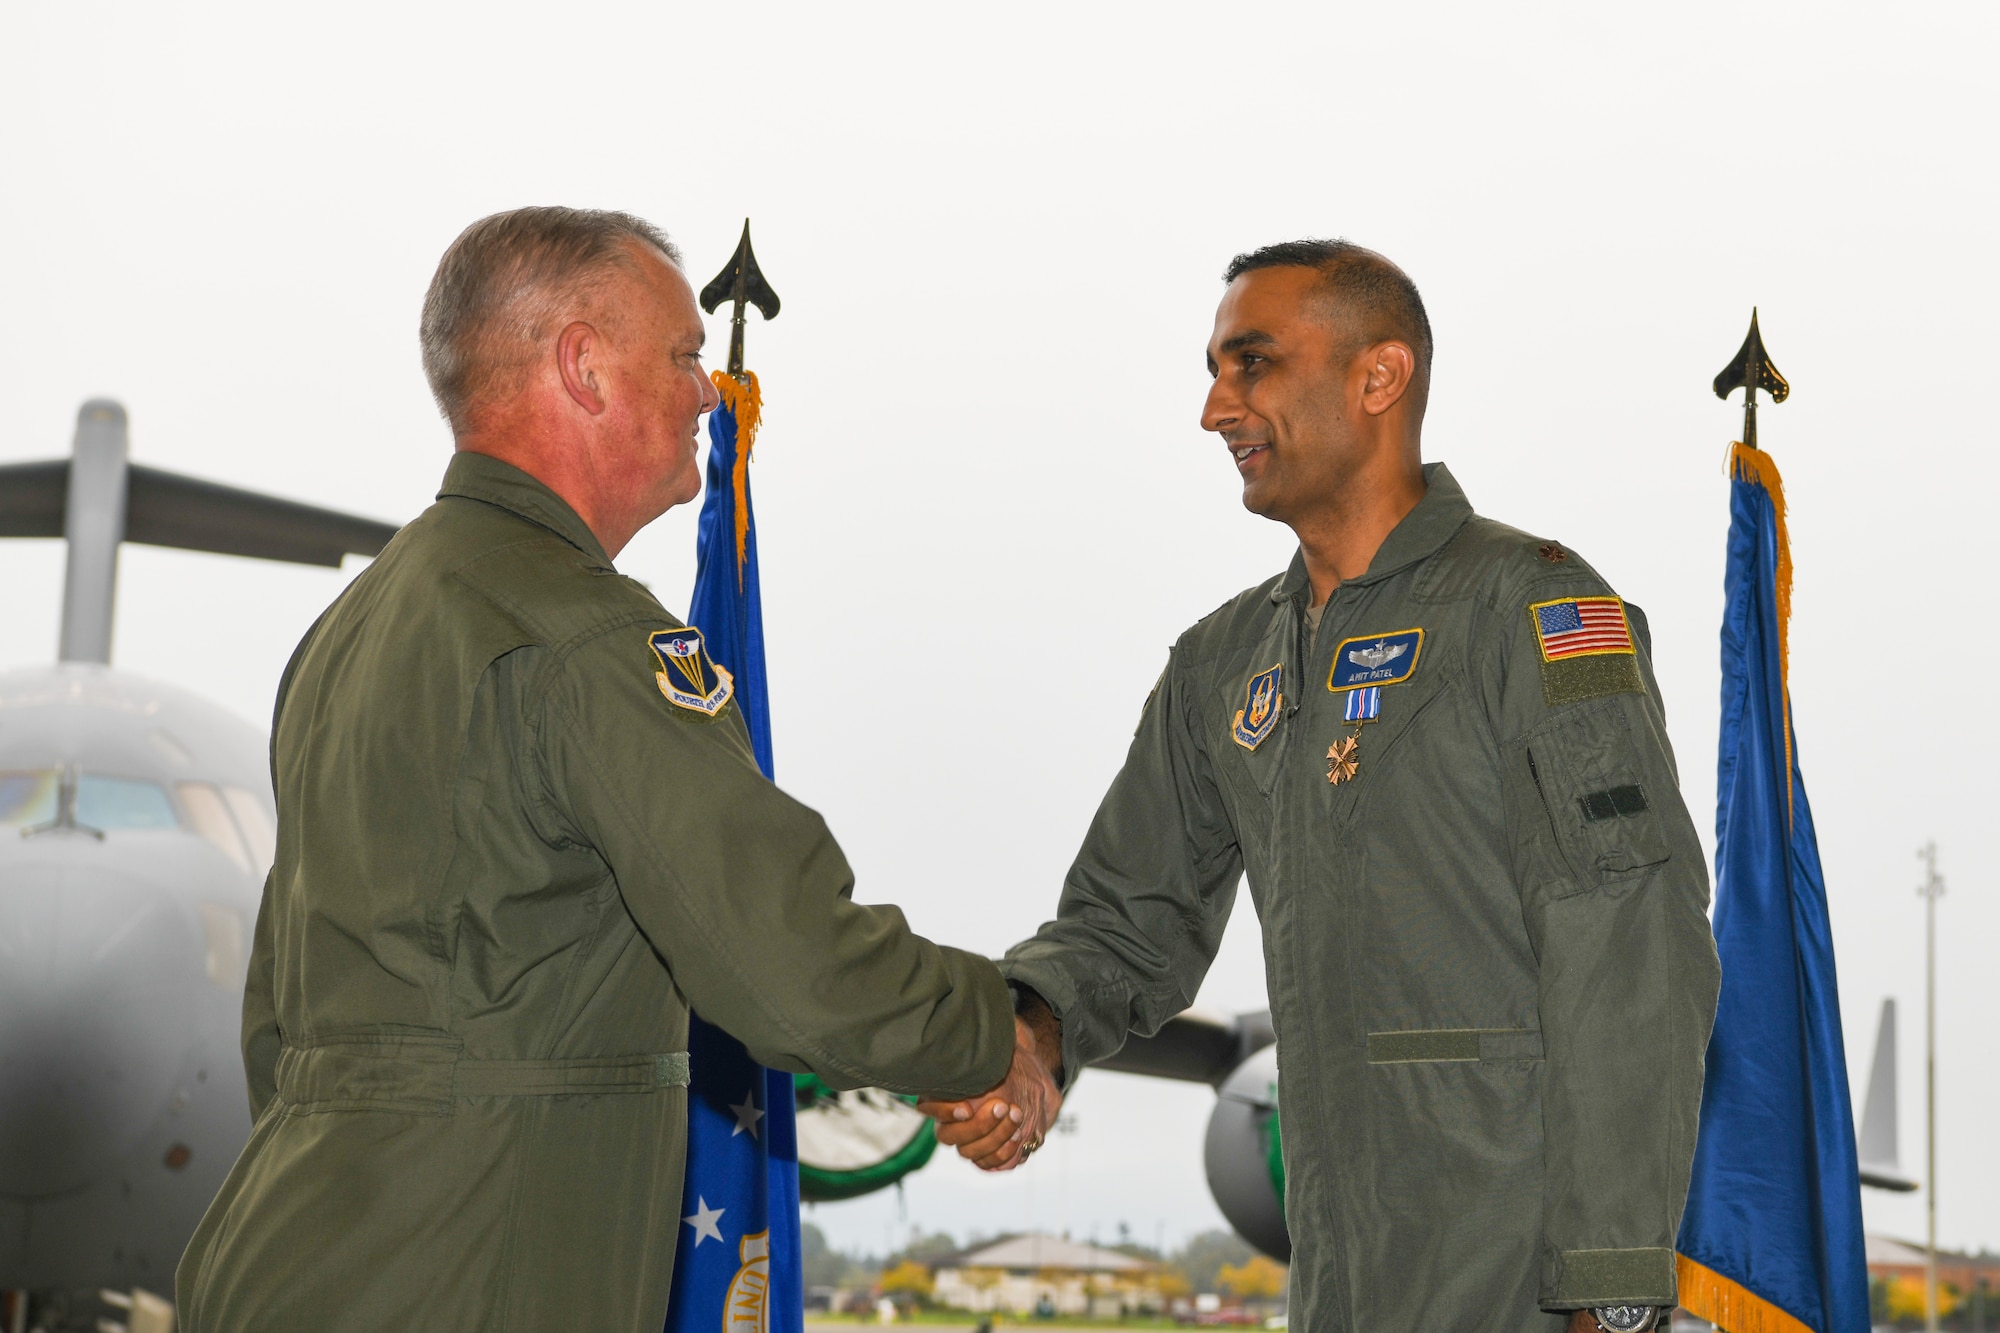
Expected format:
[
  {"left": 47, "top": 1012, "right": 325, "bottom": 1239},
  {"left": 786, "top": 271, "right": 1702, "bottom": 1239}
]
[
  {"left": 1327, "top": 628, "right": 1425, "bottom": 693},
  {"left": 650, "top": 628, "right": 735, "bottom": 717}
]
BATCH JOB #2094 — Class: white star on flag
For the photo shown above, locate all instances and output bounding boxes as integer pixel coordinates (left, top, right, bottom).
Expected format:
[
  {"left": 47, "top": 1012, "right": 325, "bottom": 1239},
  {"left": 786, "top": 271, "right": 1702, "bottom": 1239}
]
[
  {"left": 683, "top": 1197, "right": 725, "bottom": 1247},
  {"left": 730, "top": 1088, "right": 765, "bottom": 1139}
]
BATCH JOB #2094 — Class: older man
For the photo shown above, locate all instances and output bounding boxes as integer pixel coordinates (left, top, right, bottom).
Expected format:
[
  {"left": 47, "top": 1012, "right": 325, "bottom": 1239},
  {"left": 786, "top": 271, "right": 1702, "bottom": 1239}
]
[
  {"left": 930, "top": 242, "right": 1721, "bottom": 1333},
  {"left": 174, "top": 208, "right": 1018, "bottom": 1333}
]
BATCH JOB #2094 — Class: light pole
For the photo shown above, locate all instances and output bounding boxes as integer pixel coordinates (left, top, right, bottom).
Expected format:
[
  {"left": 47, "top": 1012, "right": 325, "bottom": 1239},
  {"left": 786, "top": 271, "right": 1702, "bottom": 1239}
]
[{"left": 1918, "top": 841, "right": 1946, "bottom": 1333}]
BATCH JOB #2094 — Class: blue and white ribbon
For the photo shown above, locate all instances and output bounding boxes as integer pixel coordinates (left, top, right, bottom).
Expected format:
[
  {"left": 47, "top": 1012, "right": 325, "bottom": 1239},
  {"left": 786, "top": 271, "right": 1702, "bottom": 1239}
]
[{"left": 1342, "top": 686, "right": 1381, "bottom": 724}]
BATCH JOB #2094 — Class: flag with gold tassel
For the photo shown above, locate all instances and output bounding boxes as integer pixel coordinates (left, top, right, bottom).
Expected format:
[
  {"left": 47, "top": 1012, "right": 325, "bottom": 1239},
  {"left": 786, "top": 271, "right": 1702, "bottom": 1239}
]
[
  {"left": 1675, "top": 314, "right": 1868, "bottom": 1333},
  {"left": 666, "top": 224, "right": 801, "bottom": 1333}
]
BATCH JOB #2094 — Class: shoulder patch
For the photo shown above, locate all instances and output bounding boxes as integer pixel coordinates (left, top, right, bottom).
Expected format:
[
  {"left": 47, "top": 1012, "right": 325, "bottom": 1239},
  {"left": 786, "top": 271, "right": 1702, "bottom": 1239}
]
[
  {"left": 1527, "top": 596, "right": 1642, "bottom": 706},
  {"left": 1230, "top": 664, "right": 1284, "bottom": 750},
  {"left": 649, "top": 628, "right": 734, "bottom": 717}
]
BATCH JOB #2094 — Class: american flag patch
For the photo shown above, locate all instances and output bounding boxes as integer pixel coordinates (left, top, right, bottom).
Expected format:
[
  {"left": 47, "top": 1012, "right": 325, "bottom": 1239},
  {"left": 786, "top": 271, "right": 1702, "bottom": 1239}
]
[{"left": 1530, "top": 596, "right": 1634, "bottom": 661}]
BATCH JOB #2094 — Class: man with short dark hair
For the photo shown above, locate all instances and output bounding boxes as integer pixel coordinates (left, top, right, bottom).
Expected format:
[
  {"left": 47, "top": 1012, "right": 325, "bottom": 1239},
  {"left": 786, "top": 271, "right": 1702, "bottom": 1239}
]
[
  {"left": 928, "top": 241, "right": 1721, "bottom": 1333},
  {"left": 174, "top": 207, "right": 1018, "bottom": 1333}
]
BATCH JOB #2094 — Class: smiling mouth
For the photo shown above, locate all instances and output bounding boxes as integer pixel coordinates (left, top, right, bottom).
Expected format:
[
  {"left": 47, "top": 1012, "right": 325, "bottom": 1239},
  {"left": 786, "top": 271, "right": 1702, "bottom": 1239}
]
[{"left": 1231, "top": 444, "right": 1268, "bottom": 464}]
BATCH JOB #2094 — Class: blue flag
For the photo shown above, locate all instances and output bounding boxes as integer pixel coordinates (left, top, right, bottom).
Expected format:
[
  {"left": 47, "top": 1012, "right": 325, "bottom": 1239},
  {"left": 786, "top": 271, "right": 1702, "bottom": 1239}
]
[
  {"left": 666, "top": 371, "right": 803, "bottom": 1333},
  {"left": 1674, "top": 443, "right": 1868, "bottom": 1333}
]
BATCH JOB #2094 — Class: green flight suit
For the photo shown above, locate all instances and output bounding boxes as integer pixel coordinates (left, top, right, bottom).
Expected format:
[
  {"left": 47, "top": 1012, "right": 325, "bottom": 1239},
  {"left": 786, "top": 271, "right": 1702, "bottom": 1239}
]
[
  {"left": 176, "top": 451, "right": 1013, "bottom": 1333},
  {"left": 1001, "top": 464, "right": 1721, "bottom": 1333}
]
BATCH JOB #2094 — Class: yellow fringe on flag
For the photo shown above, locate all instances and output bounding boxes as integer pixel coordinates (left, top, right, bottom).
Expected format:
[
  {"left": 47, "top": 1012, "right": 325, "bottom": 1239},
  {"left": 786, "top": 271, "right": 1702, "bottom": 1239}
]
[
  {"left": 712, "top": 370, "right": 763, "bottom": 590},
  {"left": 1728, "top": 441, "right": 1795, "bottom": 825},
  {"left": 1676, "top": 1252, "right": 1815, "bottom": 1333}
]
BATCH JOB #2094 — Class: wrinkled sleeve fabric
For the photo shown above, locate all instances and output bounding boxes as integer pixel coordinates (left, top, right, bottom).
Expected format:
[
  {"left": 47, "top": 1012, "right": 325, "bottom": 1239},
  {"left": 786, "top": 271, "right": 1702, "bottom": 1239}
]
[
  {"left": 535, "top": 623, "right": 1014, "bottom": 1100},
  {"left": 1000, "top": 643, "right": 1244, "bottom": 1091},
  {"left": 1485, "top": 573, "right": 1722, "bottom": 1311}
]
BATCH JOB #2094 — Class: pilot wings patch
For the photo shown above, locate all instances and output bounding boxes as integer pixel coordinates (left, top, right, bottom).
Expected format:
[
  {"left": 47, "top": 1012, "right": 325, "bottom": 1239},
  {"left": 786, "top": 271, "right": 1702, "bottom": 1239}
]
[
  {"left": 1326, "top": 628, "right": 1425, "bottom": 692},
  {"left": 649, "top": 628, "right": 735, "bottom": 717}
]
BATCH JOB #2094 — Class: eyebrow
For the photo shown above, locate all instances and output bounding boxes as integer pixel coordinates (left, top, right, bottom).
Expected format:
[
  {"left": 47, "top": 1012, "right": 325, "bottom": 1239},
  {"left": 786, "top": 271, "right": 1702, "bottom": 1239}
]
[{"left": 1218, "top": 330, "right": 1277, "bottom": 354}]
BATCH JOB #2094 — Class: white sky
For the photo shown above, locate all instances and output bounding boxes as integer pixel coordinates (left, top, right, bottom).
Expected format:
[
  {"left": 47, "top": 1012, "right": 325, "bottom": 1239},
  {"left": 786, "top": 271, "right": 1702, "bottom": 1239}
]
[{"left": 2, "top": 0, "right": 1994, "bottom": 1261}]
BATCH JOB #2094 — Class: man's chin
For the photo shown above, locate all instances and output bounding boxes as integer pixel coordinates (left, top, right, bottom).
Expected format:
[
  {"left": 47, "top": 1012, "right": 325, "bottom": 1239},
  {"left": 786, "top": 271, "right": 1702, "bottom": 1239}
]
[{"left": 1239, "top": 479, "right": 1284, "bottom": 521}]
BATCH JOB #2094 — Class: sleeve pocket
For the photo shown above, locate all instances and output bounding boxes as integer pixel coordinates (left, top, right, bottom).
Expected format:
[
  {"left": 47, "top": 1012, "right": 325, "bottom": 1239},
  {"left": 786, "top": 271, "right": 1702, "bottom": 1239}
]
[{"left": 1526, "top": 700, "right": 1672, "bottom": 883}]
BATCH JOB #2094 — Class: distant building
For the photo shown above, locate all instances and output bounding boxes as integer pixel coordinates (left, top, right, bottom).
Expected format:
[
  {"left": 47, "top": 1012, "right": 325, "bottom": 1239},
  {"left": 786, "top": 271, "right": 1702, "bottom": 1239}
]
[
  {"left": 931, "top": 1233, "right": 1159, "bottom": 1318},
  {"left": 1867, "top": 1234, "right": 2000, "bottom": 1295}
]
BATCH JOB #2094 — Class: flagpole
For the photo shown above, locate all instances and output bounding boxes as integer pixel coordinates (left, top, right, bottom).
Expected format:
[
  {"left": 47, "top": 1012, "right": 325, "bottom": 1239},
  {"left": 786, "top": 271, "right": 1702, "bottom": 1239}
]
[{"left": 1918, "top": 842, "right": 1944, "bottom": 1333}]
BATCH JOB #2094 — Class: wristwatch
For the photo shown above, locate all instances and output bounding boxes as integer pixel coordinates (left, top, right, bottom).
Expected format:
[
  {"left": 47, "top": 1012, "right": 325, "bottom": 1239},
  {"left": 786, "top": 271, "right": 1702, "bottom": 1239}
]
[{"left": 1590, "top": 1307, "right": 1664, "bottom": 1333}]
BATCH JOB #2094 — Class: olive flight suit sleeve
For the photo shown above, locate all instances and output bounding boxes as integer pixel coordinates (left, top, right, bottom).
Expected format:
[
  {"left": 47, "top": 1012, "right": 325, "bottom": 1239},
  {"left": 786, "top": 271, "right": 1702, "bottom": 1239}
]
[
  {"left": 999, "top": 643, "right": 1245, "bottom": 1091},
  {"left": 1485, "top": 576, "right": 1722, "bottom": 1312},
  {"left": 534, "top": 626, "right": 1014, "bottom": 1100},
  {"left": 239, "top": 870, "right": 281, "bottom": 1121}
]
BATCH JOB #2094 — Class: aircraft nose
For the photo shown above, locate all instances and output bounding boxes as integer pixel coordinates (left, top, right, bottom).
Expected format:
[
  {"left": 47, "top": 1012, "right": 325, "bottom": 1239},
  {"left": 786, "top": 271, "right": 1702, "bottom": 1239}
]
[{"left": 0, "top": 864, "right": 203, "bottom": 1197}]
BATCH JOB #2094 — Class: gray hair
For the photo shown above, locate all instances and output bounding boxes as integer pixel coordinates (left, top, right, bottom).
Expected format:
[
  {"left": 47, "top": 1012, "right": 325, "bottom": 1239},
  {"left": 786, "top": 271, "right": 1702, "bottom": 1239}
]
[{"left": 419, "top": 206, "right": 682, "bottom": 431}]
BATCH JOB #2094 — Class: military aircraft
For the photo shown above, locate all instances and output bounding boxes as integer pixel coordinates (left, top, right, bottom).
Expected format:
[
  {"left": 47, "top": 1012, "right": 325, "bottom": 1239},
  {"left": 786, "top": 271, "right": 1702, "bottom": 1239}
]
[
  {"left": 0, "top": 401, "right": 1921, "bottom": 1321},
  {"left": 0, "top": 401, "right": 395, "bottom": 1330}
]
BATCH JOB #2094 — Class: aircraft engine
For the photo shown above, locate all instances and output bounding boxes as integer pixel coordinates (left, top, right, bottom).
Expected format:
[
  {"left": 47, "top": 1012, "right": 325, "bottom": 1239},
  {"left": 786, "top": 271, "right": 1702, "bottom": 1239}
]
[
  {"left": 792, "top": 1075, "right": 938, "bottom": 1202},
  {"left": 1202, "top": 1045, "right": 1290, "bottom": 1262}
]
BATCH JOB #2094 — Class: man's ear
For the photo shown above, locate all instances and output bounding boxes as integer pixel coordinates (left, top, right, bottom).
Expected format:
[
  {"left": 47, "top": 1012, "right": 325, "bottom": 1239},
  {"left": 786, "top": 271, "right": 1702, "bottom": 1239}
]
[
  {"left": 1358, "top": 341, "right": 1416, "bottom": 417},
  {"left": 556, "top": 321, "right": 608, "bottom": 415}
]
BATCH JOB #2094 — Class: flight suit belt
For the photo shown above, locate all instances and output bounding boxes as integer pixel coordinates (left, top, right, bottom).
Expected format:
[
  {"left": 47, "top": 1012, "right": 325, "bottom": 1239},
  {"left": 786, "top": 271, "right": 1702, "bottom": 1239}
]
[{"left": 275, "top": 1038, "right": 692, "bottom": 1114}]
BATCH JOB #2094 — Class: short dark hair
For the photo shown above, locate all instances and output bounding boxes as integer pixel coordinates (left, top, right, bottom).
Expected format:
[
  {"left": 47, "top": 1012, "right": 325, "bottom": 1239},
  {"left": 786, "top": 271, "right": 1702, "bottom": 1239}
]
[
  {"left": 1223, "top": 239, "right": 1433, "bottom": 386},
  {"left": 420, "top": 206, "right": 682, "bottom": 432}
]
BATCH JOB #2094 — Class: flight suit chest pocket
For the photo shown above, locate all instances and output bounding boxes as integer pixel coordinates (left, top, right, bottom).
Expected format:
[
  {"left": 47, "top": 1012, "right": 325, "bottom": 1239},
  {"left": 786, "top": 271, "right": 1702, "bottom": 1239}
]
[{"left": 1525, "top": 700, "right": 1672, "bottom": 884}]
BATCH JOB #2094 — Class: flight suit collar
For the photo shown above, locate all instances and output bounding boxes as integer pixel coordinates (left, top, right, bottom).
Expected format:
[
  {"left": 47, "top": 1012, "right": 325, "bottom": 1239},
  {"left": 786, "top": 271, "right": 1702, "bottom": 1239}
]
[
  {"left": 437, "top": 449, "right": 614, "bottom": 568},
  {"left": 1269, "top": 461, "right": 1474, "bottom": 604}
]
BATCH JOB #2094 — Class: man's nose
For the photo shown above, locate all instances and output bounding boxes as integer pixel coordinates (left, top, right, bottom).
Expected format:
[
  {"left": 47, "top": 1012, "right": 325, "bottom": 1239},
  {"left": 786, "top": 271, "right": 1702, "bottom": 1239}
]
[
  {"left": 700, "top": 373, "right": 722, "bottom": 415},
  {"left": 1201, "top": 377, "right": 1241, "bottom": 434}
]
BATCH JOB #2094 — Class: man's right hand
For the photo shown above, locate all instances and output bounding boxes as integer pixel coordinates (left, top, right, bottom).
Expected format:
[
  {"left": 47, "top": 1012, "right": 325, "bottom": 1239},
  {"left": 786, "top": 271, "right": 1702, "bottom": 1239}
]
[{"left": 917, "top": 1002, "right": 1062, "bottom": 1171}]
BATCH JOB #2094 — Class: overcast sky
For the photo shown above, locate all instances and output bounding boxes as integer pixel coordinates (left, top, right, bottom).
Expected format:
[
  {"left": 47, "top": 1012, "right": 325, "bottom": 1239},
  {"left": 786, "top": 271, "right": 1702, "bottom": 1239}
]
[{"left": 3, "top": 0, "right": 1994, "bottom": 1261}]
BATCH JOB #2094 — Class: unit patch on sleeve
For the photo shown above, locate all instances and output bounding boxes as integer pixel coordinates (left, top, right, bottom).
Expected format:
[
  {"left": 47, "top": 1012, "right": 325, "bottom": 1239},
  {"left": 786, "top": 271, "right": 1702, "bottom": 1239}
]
[
  {"left": 1231, "top": 664, "right": 1284, "bottom": 751},
  {"left": 1527, "top": 596, "right": 1644, "bottom": 707},
  {"left": 1326, "top": 628, "right": 1424, "bottom": 692},
  {"left": 649, "top": 628, "right": 735, "bottom": 717}
]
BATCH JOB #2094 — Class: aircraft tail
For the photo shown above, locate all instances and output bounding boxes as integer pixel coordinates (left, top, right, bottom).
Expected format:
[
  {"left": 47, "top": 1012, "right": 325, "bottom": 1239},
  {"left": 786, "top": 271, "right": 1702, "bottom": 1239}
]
[
  {"left": 0, "top": 399, "right": 401, "bottom": 664},
  {"left": 1857, "top": 997, "right": 1920, "bottom": 1192}
]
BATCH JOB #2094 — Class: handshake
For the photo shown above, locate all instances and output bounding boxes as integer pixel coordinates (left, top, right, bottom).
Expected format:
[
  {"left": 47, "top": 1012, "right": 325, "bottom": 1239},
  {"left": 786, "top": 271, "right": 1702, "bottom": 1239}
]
[{"left": 915, "top": 991, "right": 1066, "bottom": 1171}]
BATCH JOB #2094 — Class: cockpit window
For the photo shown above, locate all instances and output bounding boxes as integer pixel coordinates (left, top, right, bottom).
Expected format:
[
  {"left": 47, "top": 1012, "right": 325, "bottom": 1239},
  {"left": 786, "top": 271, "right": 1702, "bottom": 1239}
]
[
  {"left": 74, "top": 774, "right": 179, "bottom": 831},
  {"left": 0, "top": 771, "right": 59, "bottom": 827},
  {"left": 175, "top": 781, "right": 276, "bottom": 873},
  {"left": 223, "top": 786, "right": 277, "bottom": 869},
  {"left": 178, "top": 781, "right": 253, "bottom": 871}
]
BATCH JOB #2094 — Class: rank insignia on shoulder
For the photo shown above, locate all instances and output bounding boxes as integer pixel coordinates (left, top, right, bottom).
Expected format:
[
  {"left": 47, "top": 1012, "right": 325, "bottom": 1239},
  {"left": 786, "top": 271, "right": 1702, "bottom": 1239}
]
[
  {"left": 1327, "top": 628, "right": 1424, "bottom": 692},
  {"left": 1231, "top": 664, "right": 1284, "bottom": 751},
  {"left": 649, "top": 628, "right": 735, "bottom": 717}
]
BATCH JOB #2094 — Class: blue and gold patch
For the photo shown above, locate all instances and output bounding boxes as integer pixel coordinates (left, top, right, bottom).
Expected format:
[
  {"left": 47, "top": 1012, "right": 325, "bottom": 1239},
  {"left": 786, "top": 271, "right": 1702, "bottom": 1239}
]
[
  {"left": 1231, "top": 664, "right": 1284, "bottom": 751},
  {"left": 650, "top": 628, "right": 735, "bottom": 717},
  {"left": 1326, "top": 628, "right": 1425, "bottom": 692}
]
